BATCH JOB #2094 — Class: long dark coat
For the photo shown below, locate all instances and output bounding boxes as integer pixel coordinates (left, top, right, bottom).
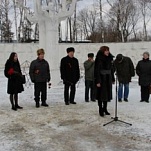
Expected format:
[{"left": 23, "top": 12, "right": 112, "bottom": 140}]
[
  {"left": 4, "top": 60, "right": 24, "bottom": 94},
  {"left": 114, "top": 56, "right": 135, "bottom": 84},
  {"left": 94, "top": 51, "right": 115, "bottom": 102},
  {"left": 136, "top": 58, "right": 151, "bottom": 86},
  {"left": 60, "top": 55, "right": 80, "bottom": 84}
]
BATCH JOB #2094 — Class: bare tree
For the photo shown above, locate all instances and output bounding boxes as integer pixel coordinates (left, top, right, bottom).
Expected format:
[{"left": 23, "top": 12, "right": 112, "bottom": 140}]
[
  {"left": 13, "top": 0, "right": 18, "bottom": 41},
  {"left": 106, "top": 0, "right": 138, "bottom": 42},
  {"left": 77, "top": 5, "right": 98, "bottom": 42},
  {"left": 0, "top": 0, "right": 14, "bottom": 42},
  {"left": 137, "top": 0, "right": 151, "bottom": 41}
]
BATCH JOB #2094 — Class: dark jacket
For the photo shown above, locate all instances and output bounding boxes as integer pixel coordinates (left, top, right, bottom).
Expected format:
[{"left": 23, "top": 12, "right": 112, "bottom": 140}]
[
  {"left": 136, "top": 58, "right": 151, "bottom": 86},
  {"left": 94, "top": 51, "right": 115, "bottom": 101},
  {"left": 60, "top": 55, "right": 80, "bottom": 84},
  {"left": 114, "top": 56, "right": 135, "bottom": 84},
  {"left": 84, "top": 60, "right": 94, "bottom": 81},
  {"left": 4, "top": 59, "right": 24, "bottom": 94},
  {"left": 29, "top": 58, "right": 50, "bottom": 83}
]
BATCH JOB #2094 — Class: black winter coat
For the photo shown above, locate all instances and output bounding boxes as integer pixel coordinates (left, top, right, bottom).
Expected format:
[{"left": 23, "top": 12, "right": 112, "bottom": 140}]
[
  {"left": 29, "top": 58, "right": 50, "bottom": 83},
  {"left": 4, "top": 60, "right": 24, "bottom": 94},
  {"left": 136, "top": 58, "right": 151, "bottom": 86},
  {"left": 60, "top": 56, "right": 80, "bottom": 84},
  {"left": 114, "top": 56, "right": 135, "bottom": 84},
  {"left": 94, "top": 52, "right": 115, "bottom": 102}
]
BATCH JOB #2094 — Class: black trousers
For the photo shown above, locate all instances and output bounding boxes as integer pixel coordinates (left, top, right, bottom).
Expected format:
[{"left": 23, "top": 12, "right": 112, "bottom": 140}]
[
  {"left": 85, "top": 80, "right": 95, "bottom": 101},
  {"left": 141, "top": 86, "right": 150, "bottom": 101},
  {"left": 34, "top": 82, "right": 47, "bottom": 103},
  {"left": 64, "top": 83, "right": 76, "bottom": 103}
]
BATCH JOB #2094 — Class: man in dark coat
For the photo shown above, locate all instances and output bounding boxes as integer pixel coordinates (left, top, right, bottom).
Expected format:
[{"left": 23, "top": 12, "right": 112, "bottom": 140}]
[
  {"left": 136, "top": 51, "right": 151, "bottom": 103},
  {"left": 84, "top": 53, "right": 95, "bottom": 102},
  {"left": 29, "top": 49, "right": 51, "bottom": 108},
  {"left": 60, "top": 47, "right": 80, "bottom": 105},
  {"left": 94, "top": 46, "right": 115, "bottom": 117},
  {"left": 114, "top": 54, "right": 135, "bottom": 102}
]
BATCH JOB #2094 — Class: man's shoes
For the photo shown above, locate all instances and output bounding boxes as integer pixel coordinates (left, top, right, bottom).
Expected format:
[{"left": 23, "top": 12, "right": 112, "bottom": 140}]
[
  {"left": 145, "top": 100, "right": 149, "bottom": 103},
  {"left": 91, "top": 99, "right": 96, "bottom": 102},
  {"left": 140, "top": 100, "right": 144, "bottom": 102},
  {"left": 124, "top": 98, "right": 128, "bottom": 102},
  {"left": 15, "top": 105, "right": 23, "bottom": 109},
  {"left": 118, "top": 99, "right": 122, "bottom": 102},
  {"left": 65, "top": 102, "right": 69, "bottom": 105},
  {"left": 85, "top": 100, "right": 89, "bottom": 102},
  {"left": 36, "top": 102, "right": 40, "bottom": 108},
  {"left": 12, "top": 107, "right": 17, "bottom": 111},
  {"left": 70, "top": 102, "right": 77, "bottom": 104},
  {"left": 41, "top": 103, "right": 49, "bottom": 107}
]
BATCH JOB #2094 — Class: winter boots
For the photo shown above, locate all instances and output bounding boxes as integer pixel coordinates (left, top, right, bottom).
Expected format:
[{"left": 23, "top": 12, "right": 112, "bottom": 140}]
[
  {"left": 14, "top": 94, "right": 23, "bottom": 109},
  {"left": 103, "top": 101, "right": 110, "bottom": 115},
  {"left": 99, "top": 101, "right": 110, "bottom": 117},
  {"left": 10, "top": 94, "right": 23, "bottom": 111}
]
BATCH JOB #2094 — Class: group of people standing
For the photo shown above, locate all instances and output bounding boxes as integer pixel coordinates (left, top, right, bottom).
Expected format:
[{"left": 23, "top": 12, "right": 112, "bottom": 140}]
[
  {"left": 83, "top": 47, "right": 151, "bottom": 117},
  {"left": 4, "top": 46, "right": 151, "bottom": 117}
]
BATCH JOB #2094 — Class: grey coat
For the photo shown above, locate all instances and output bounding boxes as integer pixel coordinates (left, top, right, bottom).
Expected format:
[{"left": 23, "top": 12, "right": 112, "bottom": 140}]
[
  {"left": 29, "top": 58, "right": 50, "bottom": 83},
  {"left": 84, "top": 60, "right": 94, "bottom": 81}
]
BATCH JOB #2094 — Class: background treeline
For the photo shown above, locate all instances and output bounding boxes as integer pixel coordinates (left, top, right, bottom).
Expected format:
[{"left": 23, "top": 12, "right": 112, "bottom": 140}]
[{"left": 1, "top": 0, "right": 151, "bottom": 43}]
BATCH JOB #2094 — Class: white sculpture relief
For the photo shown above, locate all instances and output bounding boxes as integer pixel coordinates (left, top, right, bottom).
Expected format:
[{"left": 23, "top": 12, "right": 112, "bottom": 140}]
[{"left": 16, "top": 0, "right": 77, "bottom": 69}]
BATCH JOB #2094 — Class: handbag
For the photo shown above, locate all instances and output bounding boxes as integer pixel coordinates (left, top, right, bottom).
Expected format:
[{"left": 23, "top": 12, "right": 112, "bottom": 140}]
[{"left": 21, "top": 75, "right": 26, "bottom": 84}]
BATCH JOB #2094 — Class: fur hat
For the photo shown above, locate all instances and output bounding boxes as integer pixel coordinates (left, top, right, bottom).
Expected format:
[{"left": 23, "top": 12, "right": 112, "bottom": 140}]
[
  {"left": 37, "top": 48, "right": 45, "bottom": 55},
  {"left": 66, "top": 47, "right": 75, "bottom": 53}
]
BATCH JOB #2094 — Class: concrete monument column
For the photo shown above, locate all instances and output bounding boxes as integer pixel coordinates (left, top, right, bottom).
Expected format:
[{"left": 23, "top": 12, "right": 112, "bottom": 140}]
[{"left": 17, "top": 0, "right": 77, "bottom": 69}]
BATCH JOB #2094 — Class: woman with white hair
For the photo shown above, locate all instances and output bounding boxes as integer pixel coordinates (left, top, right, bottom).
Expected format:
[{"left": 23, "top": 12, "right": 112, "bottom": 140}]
[{"left": 136, "top": 51, "right": 151, "bottom": 103}]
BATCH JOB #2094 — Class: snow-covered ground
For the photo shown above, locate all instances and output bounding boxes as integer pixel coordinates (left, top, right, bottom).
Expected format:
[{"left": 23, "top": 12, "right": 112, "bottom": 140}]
[{"left": 0, "top": 69, "right": 151, "bottom": 151}]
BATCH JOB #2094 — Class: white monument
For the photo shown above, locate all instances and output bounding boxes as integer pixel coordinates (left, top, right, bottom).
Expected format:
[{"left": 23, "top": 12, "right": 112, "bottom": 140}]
[{"left": 17, "top": 0, "right": 77, "bottom": 69}]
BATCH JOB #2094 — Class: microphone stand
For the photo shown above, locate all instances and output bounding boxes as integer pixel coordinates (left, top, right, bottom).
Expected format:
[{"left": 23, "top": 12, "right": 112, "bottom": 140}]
[{"left": 103, "top": 73, "right": 132, "bottom": 126}]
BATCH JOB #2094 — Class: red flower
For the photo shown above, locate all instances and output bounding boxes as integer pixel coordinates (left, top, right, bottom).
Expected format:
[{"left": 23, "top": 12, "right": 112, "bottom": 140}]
[{"left": 8, "top": 68, "right": 14, "bottom": 75}]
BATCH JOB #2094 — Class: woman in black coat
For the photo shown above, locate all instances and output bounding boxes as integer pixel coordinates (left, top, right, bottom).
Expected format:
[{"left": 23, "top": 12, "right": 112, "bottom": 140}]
[
  {"left": 94, "top": 46, "right": 115, "bottom": 117},
  {"left": 136, "top": 51, "right": 151, "bottom": 103},
  {"left": 4, "top": 52, "right": 24, "bottom": 111}
]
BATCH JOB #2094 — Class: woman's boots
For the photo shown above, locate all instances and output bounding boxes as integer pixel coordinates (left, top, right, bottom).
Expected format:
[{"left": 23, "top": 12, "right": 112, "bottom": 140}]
[
  {"left": 10, "top": 94, "right": 17, "bottom": 111},
  {"left": 99, "top": 105, "right": 104, "bottom": 117},
  {"left": 99, "top": 101, "right": 110, "bottom": 117},
  {"left": 14, "top": 94, "right": 23, "bottom": 109},
  {"left": 10, "top": 94, "right": 23, "bottom": 111},
  {"left": 103, "top": 101, "right": 110, "bottom": 115}
]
